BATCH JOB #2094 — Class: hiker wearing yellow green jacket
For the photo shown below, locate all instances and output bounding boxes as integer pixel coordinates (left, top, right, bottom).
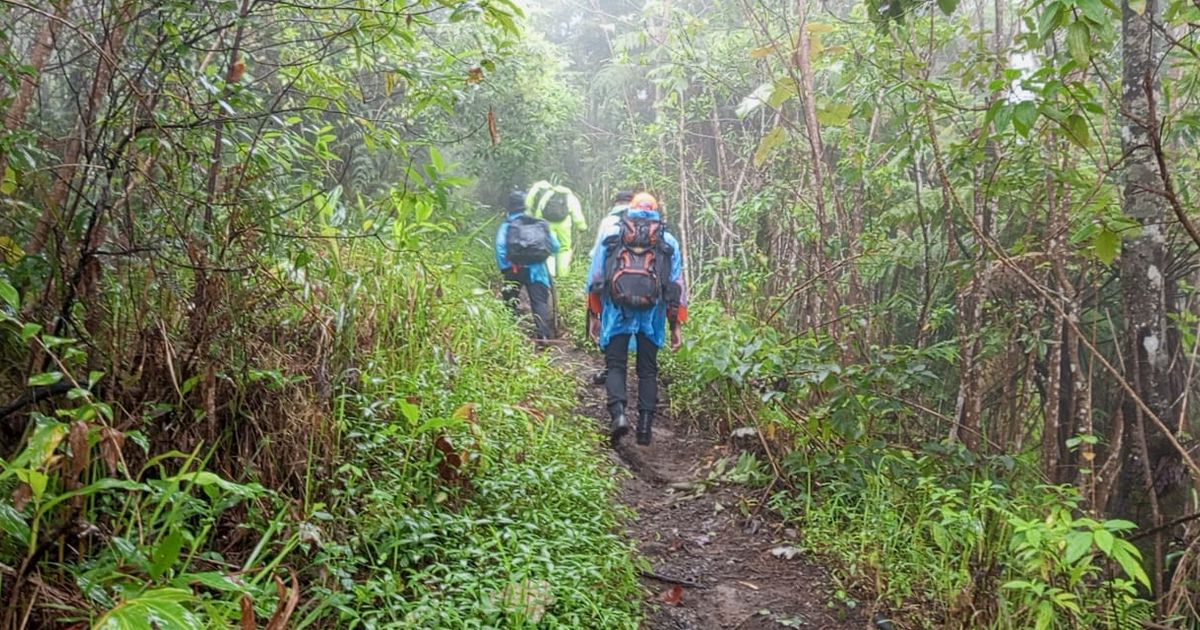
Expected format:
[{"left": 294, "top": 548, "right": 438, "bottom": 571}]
[{"left": 525, "top": 180, "right": 586, "bottom": 276}]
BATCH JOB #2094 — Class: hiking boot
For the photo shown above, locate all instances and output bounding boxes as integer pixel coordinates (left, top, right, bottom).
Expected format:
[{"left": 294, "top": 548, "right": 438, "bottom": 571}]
[
  {"left": 636, "top": 411, "right": 654, "bottom": 445},
  {"left": 609, "top": 404, "right": 629, "bottom": 444}
]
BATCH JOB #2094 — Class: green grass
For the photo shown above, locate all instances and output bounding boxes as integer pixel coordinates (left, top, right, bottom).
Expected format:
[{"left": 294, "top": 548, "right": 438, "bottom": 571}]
[
  {"left": 293, "top": 247, "right": 641, "bottom": 628},
  {"left": 0, "top": 237, "right": 641, "bottom": 628}
]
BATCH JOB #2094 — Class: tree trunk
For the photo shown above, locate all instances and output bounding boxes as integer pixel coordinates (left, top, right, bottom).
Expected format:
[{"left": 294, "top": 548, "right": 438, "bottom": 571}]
[
  {"left": 0, "top": 0, "right": 73, "bottom": 179},
  {"left": 1116, "top": 0, "right": 1184, "bottom": 600}
]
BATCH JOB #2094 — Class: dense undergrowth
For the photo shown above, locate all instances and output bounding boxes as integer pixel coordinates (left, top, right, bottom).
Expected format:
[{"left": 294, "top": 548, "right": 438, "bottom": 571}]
[
  {"left": 665, "top": 302, "right": 1160, "bottom": 630},
  {"left": 0, "top": 211, "right": 640, "bottom": 627}
]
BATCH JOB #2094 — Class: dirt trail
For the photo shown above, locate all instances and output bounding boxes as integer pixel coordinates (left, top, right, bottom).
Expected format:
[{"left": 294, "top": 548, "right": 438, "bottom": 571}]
[{"left": 552, "top": 346, "right": 865, "bottom": 630}]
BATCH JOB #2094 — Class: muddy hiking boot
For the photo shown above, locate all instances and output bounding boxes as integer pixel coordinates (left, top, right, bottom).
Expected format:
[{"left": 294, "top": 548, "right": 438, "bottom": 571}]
[
  {"left": 636, "top": 411, "right": 654, "bottom": 445},
  {"left": 609, "top": 404, "right": 629, "bottom": 444}
]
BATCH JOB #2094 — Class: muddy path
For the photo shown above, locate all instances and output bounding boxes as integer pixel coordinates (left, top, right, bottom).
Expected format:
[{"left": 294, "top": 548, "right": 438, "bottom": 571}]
[{"left": 551, "top": 345, "right": 866, "bottom": 630}]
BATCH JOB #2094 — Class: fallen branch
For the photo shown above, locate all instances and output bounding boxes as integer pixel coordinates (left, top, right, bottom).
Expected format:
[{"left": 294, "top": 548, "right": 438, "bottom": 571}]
[{"left": 641, "top": 570, "right": 707, "bottom": 588}]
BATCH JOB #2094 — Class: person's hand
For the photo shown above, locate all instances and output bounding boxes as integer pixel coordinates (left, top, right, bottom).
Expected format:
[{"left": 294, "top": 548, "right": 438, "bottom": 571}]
[
  {"left": 670, "top": 325, "right": 683, "bottom": 352},
  {"left": 588, "top": 314, "right": 600, "bottom": 344}
]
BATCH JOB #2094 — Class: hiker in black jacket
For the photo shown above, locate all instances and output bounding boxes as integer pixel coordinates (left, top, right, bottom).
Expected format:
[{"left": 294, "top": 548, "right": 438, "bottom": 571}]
[{"left": 495, "top": 190, "right": 560, "bottom": 339}]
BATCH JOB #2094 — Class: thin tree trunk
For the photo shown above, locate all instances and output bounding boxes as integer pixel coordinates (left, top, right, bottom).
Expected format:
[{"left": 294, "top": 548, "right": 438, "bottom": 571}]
[
  {"left": 27, "top": 1, "right": 125, "bottom": 256},
  {"left": 1117, "top": 0, "right": 1183, "bottom": 603},
  {"left": 0, "top": 0, "right": 72, "bottom": 179}
]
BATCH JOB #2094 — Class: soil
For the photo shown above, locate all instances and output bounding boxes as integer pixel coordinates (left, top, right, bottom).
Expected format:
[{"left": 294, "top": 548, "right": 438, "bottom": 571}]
[{"left": 552, "top": 345, "right": 867, "bottom": 630}]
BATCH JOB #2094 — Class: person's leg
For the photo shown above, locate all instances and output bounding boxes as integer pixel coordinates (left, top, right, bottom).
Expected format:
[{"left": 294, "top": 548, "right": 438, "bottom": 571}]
[
  {"left": 605, "top": 333, "right": 632, "bottom": 441},
  {"left": 526, "top": 281, "right": 555, "bottom": 339},
  {"left": 549, "top": 221, "right": 572, "bottom": 276},
  {"left": 556, "top": 247, "right": 573, "bottom": 276},
  {"left": 634, "top": 333, "right": 660, "bottom": 444},
  {"left": 590, "top": 310, "right": 607, "bottom": 385}
]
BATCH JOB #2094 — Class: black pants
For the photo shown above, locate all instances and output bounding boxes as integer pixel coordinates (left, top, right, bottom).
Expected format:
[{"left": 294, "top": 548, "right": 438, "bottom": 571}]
[
  {"left": 605, "top": 333, "right": 658, "bottom": 415},
  {"left": 502, "top": 269, "right": 554, "bottom": 339}
]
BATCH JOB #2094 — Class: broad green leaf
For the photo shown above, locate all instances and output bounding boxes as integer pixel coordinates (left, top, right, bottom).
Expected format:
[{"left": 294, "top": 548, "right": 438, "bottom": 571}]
[
  {"left": 0, "top": 236, "right": 23, "bottom": 264},
  {"left": 1064, "top": 530, "right": 1093, "bottom": 563},
  {"left": 750, "top": 45, "right": 774, "bottom": 59},
  {"left": 1112, "top": 542, "right": 1151, "bottom": 588},
  {"left": 28, "top": 372, "right": 64, "bottom": 387},
  {"left": 1012, "top": 101, "right": 1038, "bottom": 136},
  {"left": 1039, "top": 1, "right": 1063, "bottom": 41},
  {"left": 0, "top": 166, "right": 15, "bottom": 194},
  {"left": 1093, "top": 527, "right": 1114, "bottom": 553},
  {"left": 768, "top": 79, "right": 797, "bottom": 109},
  {"left": 1067, "top": 22, "right": 1091, "bottom": 66},
  {"left": 937, "top": 0, "right": 960, "bottom": 15},
  {"left": 736, "top": 82, "right": 774, "bottom": 119},
  {"left": 173, "top": 572, "right": 249, "bottom": 593},
  {"left": 1078, "top": 0, "right": 1109, "bottom": 23},
  {"left": 816, "top": 102, "right": 852, "bottom": 126},
  {"left": 0, "top": 503, "right": 31, "bottom": 544},
  {"left": 399, "top": 399, "right": 420, "bottom": 424},
  {"left": 806, "top": 22, "right": 835, "bottom": 33},
  {"left": 0, "top": 278, "right": 17, "bottom": 309},
  {"left": 94, "top": 588, "right": 203, "bottom": 630},
  {"left": 1066, "top": 113, "right": 1091, "bottom": 147},
  {"left": 16, "top": 469, "right": 48, "bottom": 500},
  {"left": 1036, "top": 600, "right": 1054, "bottom": 630},
  {"left": 3, "top": 420, "right": 68, "bottom": 475},
  {"left": 168, "top": 471, "right": 259, "bottom": 498},
  {"left": 150, "top": 530, "right": 186, "bottom": 580},
  {"left": 20, "top": 323, "right": 42, "bottom": 341},
  {"left": 414, "top": 416, "right": 465, "bottom": 435},
  {"left": 1129, "top": 0, "right": 1146, "bottom": 15},
  {"left": 753, "top": 126, "right": 787, "bottom": 168},
  {"left": 994, "top": 103, "right": 1014, "bottom": 133},
  {"left": 1094, "top": 228, "right": 1119, "bottom": 264}
]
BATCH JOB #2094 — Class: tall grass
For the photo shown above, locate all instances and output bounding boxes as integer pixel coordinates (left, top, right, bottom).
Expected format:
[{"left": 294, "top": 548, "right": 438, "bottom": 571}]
[{"left": 0, "top": 207, "right": 640, "bottom": 628}]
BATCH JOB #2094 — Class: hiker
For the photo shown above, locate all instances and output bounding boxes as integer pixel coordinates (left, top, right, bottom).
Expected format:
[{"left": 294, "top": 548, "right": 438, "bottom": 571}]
[
  {"left": 589, "top": 190, "right": 636, "bottom": 385},
  {"left": 590, "top": 190, "right": 635, "bottom": 259},
  {"left": 586, "top": 192, "right": 686, "bottom": 445},
  {"left": 526, "top": 180, "right": 586, "bottom": 276},
  {"left": 496, "top": 190, "right": 559, "bottom": 340}
]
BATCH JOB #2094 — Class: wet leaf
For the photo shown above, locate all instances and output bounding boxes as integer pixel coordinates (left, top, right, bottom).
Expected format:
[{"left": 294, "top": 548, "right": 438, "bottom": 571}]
[
  {"left": 658, "top": 585, "right": 683, "bottom": 606},
  {"left": 1093, "top": 228, "right": 1119, "bottom": 265},
  {"left": 0, "top": 278, "right": 17, "bottom": 309},
  {"left": 94, "top": 587, "right": 203, "bottom": 630},
  {"left": 736, "top": 82, "right": 774, "bottom": 118},
  {"left": 753, "top": 126, "right": 787, "bottom": 168},
  {"left": 1066, "top": 22, "right": 1091, "bottom": 67},
  {"left": 150, "top": 529, "right": 186, "bottom": 580}
]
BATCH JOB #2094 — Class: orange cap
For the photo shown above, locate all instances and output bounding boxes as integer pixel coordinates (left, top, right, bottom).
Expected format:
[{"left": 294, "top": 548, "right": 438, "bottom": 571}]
[{"left": 630, "top": 192, "right": 658, "bottom": 211}]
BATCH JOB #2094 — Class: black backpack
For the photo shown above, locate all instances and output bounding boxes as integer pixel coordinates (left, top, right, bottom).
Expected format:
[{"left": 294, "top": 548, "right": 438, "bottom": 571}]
[
  {"left": 603, "top": 215, "right": 673, "bottom": 310},
  {"left": 506, "top": 215, "right": 553, "bottom": 264},
  {"left": 541, "top": 194, "right": 569, "bottom": 223}
]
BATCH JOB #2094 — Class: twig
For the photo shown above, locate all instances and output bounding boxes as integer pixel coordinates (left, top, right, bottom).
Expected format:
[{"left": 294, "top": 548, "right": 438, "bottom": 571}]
[
  {"left": 641, "top": 570, "right": 707, "bottom": 588},
  {"left": 1129, "top": 510, "right": 1200, "bottom": 542}
]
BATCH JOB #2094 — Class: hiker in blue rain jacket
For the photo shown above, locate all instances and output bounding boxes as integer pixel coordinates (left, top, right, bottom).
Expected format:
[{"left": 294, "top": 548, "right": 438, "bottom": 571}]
[
  {"left": 496, "top": 190, "right": 560, "bottom": 339},
  {"left": 587, "top": 190, "right": 637, "bottom": 386},
  {"left": 586, "top": 192, "right": 687, "bottom": 446}
]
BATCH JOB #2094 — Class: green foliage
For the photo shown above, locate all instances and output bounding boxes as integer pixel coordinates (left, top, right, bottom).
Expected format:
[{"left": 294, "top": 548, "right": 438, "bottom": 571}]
[
  {"left": 665, "top": 300, "right": 1153, "bottom": 628},
  {"left": 297, "top": 246, "right": 640, "bottom": 627}
]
